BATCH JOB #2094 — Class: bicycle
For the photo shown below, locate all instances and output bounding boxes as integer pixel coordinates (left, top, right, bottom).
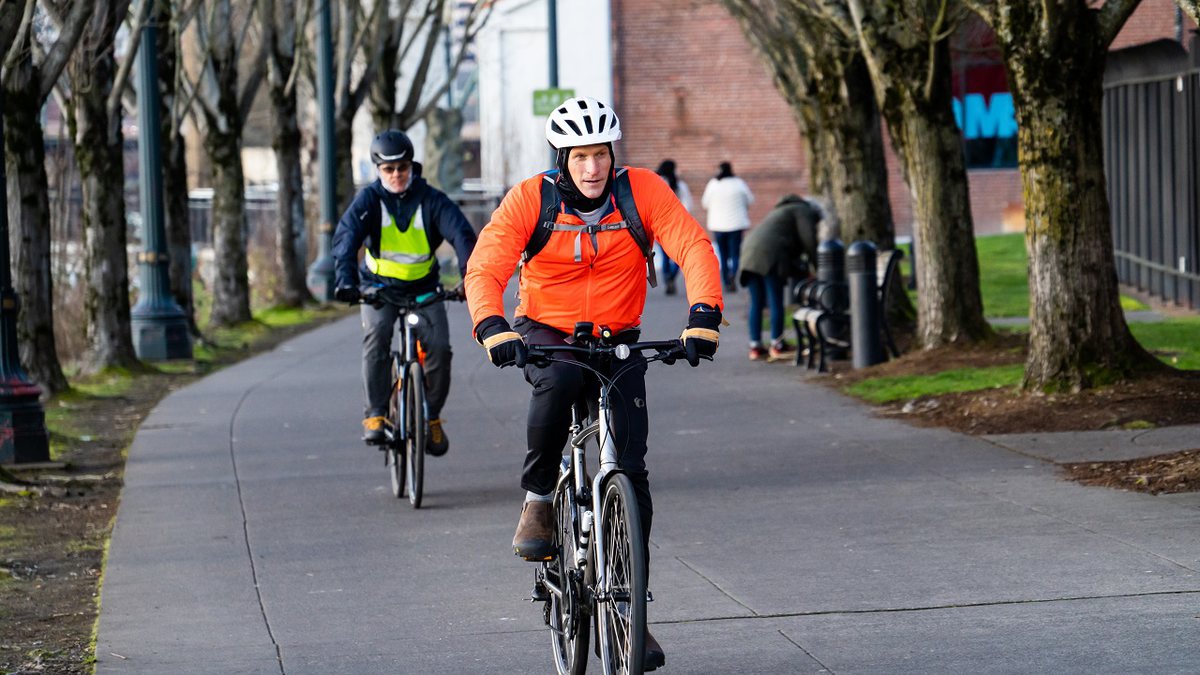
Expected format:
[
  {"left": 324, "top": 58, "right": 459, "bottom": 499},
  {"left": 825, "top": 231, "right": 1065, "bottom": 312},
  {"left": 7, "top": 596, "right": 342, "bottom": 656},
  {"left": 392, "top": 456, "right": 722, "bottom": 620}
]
[
  {"left": 526, "top": 322, "right": 706, "bottom": 675},
  {"left": 361, "top": 286, "right": 462, "bottom": 509}
]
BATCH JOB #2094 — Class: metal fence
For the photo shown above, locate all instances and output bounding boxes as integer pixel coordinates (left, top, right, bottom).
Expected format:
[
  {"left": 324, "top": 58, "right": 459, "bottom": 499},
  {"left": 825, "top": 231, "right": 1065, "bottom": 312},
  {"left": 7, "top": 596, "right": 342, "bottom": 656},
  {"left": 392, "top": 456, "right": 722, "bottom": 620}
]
[{"left": 1103, "top": 44, "right": 1200, "bottom": 309}]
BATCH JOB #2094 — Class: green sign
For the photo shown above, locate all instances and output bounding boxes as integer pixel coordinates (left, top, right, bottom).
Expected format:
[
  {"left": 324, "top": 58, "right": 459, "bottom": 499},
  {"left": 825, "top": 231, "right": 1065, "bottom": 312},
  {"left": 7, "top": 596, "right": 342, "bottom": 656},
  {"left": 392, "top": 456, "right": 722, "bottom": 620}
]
[{"left": 533, "top": 88, "right": 575, "bottom": 116}]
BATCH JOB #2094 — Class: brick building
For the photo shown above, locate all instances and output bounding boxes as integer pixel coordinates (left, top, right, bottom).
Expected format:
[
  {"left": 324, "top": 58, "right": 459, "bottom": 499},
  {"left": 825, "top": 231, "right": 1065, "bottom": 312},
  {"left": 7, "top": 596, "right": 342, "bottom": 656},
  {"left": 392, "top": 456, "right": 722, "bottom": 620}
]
[{"left": 610, "top": 0, "right": 1196, "bottom": 236}]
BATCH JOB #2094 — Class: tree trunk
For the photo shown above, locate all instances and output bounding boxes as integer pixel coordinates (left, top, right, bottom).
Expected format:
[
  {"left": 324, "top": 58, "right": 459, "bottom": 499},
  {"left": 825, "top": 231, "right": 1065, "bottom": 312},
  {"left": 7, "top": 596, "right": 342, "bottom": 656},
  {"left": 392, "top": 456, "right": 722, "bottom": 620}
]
[
  {"left": 991, "top": 9, "right": 1158, "bottom": 390},
  {"left": 155, "top": 0, "right": 199, "bottom": 336},
  {"left": 271, "top": 88, "right": 311, "bottom": 307},
  {"left": 424, "top": 106, "right": 463, "bottom": 193},
  {"left": 369, "top": 30, "right": 399, "bottom": 131},
  {"left": 889, "top": 98, "right": 990, "bottom": 345},
  {"left": 820, "top": 55, "right": 895, "bottom": 248},
  {"left": 334, "top": 112, "right": 356, "bottom": 216},
  {"left": 851, "top": 9, "right": 991, "bottom": 347},
  {"left": 67, "top": 3, "right": 139, "bottom": 372},
  {"left": 204, "top": 124, "right": 253, "bottom": 327},
  {"left": 2, "top": 75, "right": 69, "bottom": 394},
  {"left": 264, "top": 0, "right": 312, "bottom": 308}
]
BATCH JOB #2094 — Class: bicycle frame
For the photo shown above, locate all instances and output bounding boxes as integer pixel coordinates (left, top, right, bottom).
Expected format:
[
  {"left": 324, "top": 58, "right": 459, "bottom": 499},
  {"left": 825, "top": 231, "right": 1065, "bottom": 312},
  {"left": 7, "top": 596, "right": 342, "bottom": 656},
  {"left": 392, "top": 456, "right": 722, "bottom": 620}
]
[{"left": 532, "top": 333, "right": 698, "bottom": 674}]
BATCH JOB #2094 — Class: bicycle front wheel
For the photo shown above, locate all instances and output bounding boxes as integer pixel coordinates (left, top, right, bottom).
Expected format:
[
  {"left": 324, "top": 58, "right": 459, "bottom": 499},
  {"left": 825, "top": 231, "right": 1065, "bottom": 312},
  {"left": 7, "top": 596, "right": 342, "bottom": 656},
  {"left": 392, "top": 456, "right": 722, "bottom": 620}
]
[
  {"left": 405, "top": 361, "right": 426, "bottom": 508},
  {"left": 549, "top": 481, "right": 590, "bottom": 675},
  {"left": 596, "top": 474, "right": 646, "bottom": 675},
  {"left": 387, "top": 360, "right": 406, "bottom": 498}
]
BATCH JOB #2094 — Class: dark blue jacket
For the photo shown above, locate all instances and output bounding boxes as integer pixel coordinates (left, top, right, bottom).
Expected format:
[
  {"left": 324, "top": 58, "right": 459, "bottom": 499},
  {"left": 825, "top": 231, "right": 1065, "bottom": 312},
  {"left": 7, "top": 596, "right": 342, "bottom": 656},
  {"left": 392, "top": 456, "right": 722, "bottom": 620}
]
[{"left": 332, "top": 167, "right": 477, "bottom": 294}]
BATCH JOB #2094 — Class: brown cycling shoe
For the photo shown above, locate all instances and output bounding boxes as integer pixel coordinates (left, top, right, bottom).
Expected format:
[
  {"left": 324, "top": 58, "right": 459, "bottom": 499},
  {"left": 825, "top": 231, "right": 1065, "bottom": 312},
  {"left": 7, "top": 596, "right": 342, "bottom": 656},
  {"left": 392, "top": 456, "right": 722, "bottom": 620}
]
[
  {"left": 512, "top": 501, "right": 555, "bottom": 560},
  {"left": 645, "top": 629, "right": 665, "bottom": 671}
]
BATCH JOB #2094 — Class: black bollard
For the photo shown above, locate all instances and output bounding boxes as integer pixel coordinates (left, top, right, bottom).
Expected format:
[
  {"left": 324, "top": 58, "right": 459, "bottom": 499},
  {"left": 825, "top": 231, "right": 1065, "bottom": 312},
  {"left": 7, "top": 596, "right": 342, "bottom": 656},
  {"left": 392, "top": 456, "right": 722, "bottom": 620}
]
[
  {"left": 816, "top": 238, "right": 847, "bottom": 312},
  {"left": 847, "top": 240, "right": 884, "bottom": 368}
]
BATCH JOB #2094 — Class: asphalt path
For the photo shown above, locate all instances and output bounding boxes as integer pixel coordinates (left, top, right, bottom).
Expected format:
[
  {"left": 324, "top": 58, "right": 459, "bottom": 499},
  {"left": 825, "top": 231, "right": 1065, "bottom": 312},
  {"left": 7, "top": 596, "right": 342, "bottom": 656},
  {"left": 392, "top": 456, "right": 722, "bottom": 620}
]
[{"left": 95, "top": 285, "right": 1200, "bottom": 674}]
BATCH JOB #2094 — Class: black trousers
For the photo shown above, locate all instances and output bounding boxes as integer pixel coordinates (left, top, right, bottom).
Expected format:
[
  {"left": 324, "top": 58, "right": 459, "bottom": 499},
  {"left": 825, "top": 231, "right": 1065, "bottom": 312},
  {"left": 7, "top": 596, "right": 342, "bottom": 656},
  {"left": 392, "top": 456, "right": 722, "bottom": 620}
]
[{"left": 515, "top": 319, "right": 653, "bottom": 549}]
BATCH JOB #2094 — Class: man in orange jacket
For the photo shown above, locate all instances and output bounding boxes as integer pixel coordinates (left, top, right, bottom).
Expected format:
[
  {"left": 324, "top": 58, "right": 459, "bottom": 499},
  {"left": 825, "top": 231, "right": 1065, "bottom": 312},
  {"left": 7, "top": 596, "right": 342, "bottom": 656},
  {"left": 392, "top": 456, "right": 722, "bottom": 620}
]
[{"left": 464, "top": 96, "right": 723, "bottom": 670}]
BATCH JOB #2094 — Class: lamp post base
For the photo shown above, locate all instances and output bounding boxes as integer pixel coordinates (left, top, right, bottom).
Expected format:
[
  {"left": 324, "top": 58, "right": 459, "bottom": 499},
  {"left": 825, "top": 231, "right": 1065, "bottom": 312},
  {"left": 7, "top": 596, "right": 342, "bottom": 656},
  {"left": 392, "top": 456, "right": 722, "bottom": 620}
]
[{"left": 0, "top": 379, "right": 48, "bottom": 465}]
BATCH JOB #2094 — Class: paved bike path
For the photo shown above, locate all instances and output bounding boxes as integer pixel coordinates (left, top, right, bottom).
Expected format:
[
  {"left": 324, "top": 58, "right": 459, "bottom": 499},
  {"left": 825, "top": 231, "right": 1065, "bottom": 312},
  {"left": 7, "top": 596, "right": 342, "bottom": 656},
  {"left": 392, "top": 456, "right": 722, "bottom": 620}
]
[{"left": 96, "top": 288, "right": 1200, "bottom": 673}]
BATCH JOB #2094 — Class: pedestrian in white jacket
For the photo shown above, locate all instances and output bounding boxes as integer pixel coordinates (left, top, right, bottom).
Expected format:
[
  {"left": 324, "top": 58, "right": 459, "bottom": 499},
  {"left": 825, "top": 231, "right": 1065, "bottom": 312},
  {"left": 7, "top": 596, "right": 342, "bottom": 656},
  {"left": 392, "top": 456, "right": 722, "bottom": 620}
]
[{"left": 701, "top": 161, "right": 754, "bottom": 292}]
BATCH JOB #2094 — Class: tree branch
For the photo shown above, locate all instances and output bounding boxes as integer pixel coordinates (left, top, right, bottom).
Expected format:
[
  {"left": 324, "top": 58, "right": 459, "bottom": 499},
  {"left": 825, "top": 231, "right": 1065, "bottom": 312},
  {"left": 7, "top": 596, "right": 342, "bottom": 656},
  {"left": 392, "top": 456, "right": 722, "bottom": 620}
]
[
  {"left": 108, "top": 0, "right": 154, "bottom": 119},
  {"left": 283, "top": 0, "right": 313, "bottom": 97},
  {"left": 394, "top": 0, "right": 445, "bottom": 125},
  {"left": 1098, "top": 0, "right": 1144, "bottom": 46},
  {"left": 2, "top": 0, "right": 36, "bottom": 76},
  {"left": 37, "top": 0, "right": 95, "bottom": 100}
]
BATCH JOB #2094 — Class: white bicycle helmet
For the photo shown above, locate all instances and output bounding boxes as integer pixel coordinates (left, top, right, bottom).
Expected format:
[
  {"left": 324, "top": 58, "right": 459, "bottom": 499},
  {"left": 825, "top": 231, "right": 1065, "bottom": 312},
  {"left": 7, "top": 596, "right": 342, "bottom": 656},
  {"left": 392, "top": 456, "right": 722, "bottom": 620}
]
[{"left": 545, "top": 97, "right": 622, "bottom": 149}]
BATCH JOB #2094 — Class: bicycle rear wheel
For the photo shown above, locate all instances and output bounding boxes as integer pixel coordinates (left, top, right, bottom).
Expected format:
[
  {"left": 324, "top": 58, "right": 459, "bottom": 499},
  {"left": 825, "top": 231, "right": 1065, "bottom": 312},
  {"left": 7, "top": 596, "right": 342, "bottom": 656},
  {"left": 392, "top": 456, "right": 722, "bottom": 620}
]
[
  {"left": 405, "top": 361, "right": 426, "bottom": 508},
  {"left": 548, "top": 481, "right": 590, "bottom": 674},
  {"left": 387, "top": 360, "right": 406, "bottom": 498},
  {"left": 596, "top": 474, "right": 646, "bottom": 674}
]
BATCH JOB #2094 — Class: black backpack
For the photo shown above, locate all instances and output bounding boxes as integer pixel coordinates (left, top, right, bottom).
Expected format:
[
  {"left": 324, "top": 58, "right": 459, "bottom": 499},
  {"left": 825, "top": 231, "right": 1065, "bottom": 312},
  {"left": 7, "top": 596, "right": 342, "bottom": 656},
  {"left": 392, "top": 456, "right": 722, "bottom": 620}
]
[{"left": 521, "top": 168, "right": 658, "bottom": 287}]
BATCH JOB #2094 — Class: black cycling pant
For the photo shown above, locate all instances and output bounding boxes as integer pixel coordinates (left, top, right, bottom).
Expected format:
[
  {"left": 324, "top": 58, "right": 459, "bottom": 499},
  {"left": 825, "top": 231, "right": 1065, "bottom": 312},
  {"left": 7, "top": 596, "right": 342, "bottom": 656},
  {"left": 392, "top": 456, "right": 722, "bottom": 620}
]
[{"left": 515, "top": 318, "right": 653, "bottom": 552}]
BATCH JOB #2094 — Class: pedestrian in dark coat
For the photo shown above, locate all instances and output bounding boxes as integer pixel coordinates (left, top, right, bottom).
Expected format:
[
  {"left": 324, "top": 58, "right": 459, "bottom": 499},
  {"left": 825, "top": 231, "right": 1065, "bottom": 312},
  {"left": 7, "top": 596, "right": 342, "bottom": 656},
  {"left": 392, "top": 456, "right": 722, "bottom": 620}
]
[{"left": 738, "top": 194, "right": 822, "bottom": 361}]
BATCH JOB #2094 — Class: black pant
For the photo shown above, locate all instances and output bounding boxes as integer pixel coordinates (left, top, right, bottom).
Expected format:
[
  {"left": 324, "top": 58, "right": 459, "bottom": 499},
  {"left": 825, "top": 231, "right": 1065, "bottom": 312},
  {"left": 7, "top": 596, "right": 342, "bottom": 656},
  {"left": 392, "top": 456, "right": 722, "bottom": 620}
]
[{"left": 515, "top": 319, "right": 653, "bottom": 550}]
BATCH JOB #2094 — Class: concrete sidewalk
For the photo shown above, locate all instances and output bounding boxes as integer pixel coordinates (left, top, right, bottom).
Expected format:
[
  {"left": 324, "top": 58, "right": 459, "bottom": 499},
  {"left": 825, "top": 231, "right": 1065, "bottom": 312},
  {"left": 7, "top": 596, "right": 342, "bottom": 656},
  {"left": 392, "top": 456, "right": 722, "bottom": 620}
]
[{"left": 95, "top": 288, "right": 1200, "bottom": 674}]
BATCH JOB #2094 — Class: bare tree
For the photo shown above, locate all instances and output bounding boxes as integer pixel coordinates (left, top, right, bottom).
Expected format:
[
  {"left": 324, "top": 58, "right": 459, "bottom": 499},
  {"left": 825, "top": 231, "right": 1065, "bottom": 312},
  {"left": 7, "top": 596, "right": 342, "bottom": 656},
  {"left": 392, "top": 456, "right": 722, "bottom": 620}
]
[
  {"left": 841, "top": 0, "right": 992, "bottom": 348},
  {"left": 184, "top": 0, "right": 266, "bottom": 326},
  {"left": 369, "top": 0, "right": 493, "bottom": 131},
  {"left": 261, "top": 0, "right": 312, "bottom": 307},
  {"left": 0, "top": 0, "right": 93, "bottom": 395},
  {"left": 967, "top": 0, "right": 1161, "bottom": 391},
  {"left": 65, "top": 0, "right": 143, "bottom": 372},
  {"left": 722, "top": 0, "right": 894, "bottom": 248}
]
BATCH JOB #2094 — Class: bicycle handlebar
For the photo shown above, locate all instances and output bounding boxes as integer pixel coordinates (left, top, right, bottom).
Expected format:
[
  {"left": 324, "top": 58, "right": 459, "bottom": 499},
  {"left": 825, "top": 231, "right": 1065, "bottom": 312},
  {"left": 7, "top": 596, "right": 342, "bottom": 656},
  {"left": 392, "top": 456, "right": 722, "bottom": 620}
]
[
  {"left": 526, "top": 338, "right": 710, "bottom": 367},
  {"left": 358, "top": 287, "right": 464, "bottom": 310}
]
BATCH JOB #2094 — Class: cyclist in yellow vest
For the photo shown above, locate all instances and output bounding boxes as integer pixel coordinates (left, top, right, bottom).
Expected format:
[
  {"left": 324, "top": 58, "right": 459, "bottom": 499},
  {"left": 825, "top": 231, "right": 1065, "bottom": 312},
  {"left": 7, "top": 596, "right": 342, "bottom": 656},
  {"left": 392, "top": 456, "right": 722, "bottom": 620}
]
[{"left": 333, "top": 130, "right": 478, "bottom": 454}]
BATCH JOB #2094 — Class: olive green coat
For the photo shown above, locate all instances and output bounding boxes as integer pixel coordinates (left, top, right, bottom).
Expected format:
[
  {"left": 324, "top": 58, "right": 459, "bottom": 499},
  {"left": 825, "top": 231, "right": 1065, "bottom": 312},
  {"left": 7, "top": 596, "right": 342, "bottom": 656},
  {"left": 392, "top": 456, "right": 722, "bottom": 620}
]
[{"left": 737, "top": 195, "right": 821, "bottom": 284}]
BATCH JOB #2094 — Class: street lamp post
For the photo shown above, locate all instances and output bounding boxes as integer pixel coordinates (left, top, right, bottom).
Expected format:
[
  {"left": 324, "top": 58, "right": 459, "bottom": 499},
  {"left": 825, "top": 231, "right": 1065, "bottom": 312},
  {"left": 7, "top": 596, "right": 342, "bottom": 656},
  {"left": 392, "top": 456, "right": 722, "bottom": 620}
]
[
  {"left": 306, "top": 0, "right": 338, "bottom": 301},
  {"left": 131, "top": 21, "right": 192, "bottom": 361},
  {"left": 0, "top": 85, "right": 50, "bottom": 464}
]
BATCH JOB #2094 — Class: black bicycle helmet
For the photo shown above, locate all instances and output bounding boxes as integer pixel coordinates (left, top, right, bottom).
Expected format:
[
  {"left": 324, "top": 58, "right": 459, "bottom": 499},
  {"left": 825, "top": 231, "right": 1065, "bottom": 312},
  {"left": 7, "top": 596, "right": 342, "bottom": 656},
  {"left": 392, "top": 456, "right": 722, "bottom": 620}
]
[{"left": 370, "top": 130, "right": 414, "bottom": 165}]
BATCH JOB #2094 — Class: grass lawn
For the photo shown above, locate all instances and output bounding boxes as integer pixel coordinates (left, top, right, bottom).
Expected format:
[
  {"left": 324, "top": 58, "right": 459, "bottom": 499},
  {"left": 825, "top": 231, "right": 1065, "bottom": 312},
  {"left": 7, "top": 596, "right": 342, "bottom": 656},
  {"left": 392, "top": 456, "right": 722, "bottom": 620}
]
[
  {"left": 902, "top": 233, "right": 1149, "bottom": 318},
  {"left": 855, "top": 234, "right": 1195, "bottom": 402}
]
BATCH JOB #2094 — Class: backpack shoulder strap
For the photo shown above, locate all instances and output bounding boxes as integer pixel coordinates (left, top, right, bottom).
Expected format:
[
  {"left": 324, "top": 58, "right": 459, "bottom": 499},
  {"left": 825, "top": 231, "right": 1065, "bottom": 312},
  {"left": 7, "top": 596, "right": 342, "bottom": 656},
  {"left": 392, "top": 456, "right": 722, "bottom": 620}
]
[
  {"left": 613, "top": 168, "right": 658, "bottom": 287},
  {"left": 523, "top": 174, "right": 560, "bottom": 263}
]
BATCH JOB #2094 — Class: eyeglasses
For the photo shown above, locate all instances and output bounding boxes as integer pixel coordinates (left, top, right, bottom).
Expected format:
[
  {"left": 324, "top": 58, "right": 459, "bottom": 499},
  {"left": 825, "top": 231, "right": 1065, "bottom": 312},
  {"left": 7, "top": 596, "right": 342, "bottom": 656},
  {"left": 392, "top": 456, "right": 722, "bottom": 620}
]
[{"left": 379, "top": 164, "right": 411, "bottom": 175}]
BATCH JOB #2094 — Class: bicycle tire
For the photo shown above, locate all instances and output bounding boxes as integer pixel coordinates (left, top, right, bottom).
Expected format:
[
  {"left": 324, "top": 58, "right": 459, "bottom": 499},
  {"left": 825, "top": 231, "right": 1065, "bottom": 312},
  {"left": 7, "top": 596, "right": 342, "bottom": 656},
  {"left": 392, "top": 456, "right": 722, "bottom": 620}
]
[
  {"left": 387, "top": 360, "right": 406, "bottom": 498},
  {"left": 405, "top": 361, "right": 426, "bottom": 508},
  {"left": 549, "top": 481, "right": 590, "bottom": 675},
  {"left": 596, "top": 474, "right": 646, "bottom": 675}
]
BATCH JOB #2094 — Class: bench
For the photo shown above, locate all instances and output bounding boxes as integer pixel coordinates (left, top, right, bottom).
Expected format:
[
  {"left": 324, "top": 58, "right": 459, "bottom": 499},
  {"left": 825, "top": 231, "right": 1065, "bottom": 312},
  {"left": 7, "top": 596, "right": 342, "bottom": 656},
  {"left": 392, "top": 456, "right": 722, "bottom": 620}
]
[{"left": 792, "top": 248, "right": 903, "bottom": 372}]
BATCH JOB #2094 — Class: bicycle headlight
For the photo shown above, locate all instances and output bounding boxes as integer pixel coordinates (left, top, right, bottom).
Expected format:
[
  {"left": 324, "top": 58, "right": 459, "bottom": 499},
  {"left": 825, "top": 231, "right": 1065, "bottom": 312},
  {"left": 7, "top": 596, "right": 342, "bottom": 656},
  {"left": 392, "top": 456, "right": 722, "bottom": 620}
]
[
  {"left": 614, "top": 344, "right": 630, "bottom": 361},
  {"left": 406, "top": 313, "right": 420, "bottom": 326}
]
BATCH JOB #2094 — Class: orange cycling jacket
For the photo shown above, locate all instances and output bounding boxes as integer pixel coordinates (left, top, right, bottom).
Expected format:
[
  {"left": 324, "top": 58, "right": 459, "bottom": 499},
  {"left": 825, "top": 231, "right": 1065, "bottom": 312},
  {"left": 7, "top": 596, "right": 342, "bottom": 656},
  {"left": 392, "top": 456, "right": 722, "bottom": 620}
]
[{"left": 466, "top": 166, "right": 723, "bottom": 337}]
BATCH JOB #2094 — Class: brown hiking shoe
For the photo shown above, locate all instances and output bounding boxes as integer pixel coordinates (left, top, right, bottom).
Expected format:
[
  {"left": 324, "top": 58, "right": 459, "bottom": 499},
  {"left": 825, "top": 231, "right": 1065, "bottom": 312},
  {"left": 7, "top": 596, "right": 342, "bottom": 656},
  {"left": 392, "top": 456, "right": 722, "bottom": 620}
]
[
  {"left": 513, "top": 501, "right": 555, "bottom": 560},
  {"left": 362, "top": 416, "right": 391, "bottom": 445},
  {"left": 645, "top": 629, "right": 665, "bottom": 670},
  {"left": 427, "top": 418, "right": 449, "bottom": 456}
]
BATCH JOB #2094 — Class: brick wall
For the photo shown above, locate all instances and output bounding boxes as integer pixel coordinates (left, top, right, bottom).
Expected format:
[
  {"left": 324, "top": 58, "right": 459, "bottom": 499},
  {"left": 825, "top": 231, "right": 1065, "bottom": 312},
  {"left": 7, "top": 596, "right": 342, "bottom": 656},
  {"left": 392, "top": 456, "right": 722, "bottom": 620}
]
[
  {"left": 610, "top": 0, "right": 810, "bottom": 230},
  {"left": 611, "top": 0, "right": 1193, "bottom": 238}
]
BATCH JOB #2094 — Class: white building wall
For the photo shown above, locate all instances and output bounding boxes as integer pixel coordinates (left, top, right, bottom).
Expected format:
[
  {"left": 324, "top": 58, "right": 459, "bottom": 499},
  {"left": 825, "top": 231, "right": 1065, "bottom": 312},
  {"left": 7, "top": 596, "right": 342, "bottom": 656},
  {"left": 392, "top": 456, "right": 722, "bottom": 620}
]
[{"left": 478, "top": 0, "right": 614, "bottom": 191}]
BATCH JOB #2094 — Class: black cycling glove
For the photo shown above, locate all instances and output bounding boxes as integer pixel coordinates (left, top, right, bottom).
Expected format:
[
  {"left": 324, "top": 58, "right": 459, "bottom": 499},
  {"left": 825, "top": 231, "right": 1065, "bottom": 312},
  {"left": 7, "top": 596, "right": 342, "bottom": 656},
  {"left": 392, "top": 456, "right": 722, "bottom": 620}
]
[
  {"left": 334, "top": 285, "right": 360, "bottom": 304},
  {"left": 681, "top": 304, "right": 721, "bottom": 366},
  {"left": 475, "top": 315, "right": 528, "bottom": 369}
]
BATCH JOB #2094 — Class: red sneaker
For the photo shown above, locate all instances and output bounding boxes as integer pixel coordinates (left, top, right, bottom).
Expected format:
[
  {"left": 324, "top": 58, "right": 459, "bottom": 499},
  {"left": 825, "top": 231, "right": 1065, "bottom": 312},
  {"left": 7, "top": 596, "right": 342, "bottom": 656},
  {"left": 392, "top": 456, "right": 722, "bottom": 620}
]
[{"left": 748, "top": 345, "right": 768, "bottom": 361}]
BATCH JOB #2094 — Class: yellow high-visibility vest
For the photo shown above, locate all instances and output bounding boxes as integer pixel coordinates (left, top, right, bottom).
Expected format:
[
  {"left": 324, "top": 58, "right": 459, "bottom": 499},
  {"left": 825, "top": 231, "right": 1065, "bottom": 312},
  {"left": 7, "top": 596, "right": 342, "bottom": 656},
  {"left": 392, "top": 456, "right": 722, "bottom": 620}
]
[{"left": 365, "top": 201, "right": 434, "bottom": 281}]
